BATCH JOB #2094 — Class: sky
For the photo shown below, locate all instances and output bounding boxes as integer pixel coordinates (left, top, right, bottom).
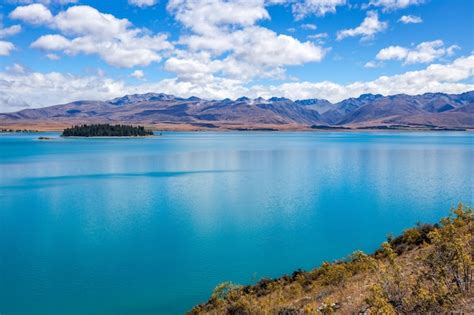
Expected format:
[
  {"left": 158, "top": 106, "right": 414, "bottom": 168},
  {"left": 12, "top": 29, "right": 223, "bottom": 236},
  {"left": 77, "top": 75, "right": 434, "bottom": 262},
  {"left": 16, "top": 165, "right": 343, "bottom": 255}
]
[{"left": 0, "top": 0, "right": 473, "bottom": 112}]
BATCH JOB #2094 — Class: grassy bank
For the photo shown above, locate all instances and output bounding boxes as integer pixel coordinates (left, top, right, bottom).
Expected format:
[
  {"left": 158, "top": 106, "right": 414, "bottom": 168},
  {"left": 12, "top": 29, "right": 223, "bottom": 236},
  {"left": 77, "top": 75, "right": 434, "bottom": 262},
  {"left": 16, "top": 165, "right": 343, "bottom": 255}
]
[{"left": 190, "top": 204, "right": 473, "bottom": 314}]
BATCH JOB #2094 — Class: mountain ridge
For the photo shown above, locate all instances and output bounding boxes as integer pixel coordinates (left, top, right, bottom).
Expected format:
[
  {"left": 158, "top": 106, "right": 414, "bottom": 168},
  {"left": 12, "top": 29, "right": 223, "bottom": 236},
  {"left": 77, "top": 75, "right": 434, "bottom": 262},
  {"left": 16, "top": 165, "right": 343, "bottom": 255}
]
[{"left": 1, "top": 91, "right": 473, "bottom": 131}]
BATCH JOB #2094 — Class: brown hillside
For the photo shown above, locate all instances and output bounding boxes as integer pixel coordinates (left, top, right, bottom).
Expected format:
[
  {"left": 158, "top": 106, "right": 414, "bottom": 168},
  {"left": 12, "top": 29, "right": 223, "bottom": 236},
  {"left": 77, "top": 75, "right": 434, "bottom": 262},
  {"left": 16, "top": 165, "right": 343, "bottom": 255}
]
[{"left": 190, "top": 204, "right": 473, "bottom": 314}]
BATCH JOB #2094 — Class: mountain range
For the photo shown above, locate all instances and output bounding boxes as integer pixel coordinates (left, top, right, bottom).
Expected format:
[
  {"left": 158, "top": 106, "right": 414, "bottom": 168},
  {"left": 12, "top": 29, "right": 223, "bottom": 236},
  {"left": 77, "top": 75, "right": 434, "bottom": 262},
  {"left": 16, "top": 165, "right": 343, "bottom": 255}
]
[{"left": 1, "top": 91, "right": 473, "bottom": 131}]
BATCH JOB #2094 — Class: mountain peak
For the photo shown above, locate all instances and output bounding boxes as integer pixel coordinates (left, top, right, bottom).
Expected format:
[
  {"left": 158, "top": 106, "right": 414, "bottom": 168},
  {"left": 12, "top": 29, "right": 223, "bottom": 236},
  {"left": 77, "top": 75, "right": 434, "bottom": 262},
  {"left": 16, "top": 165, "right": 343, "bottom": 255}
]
[
  {"left": 268, "top": 97, "right": 292, "bottom": 103},
  {"left": 236, "top": 96, "right": 251, "bottom": 102},
  {"left": 358, "top": 93, "right": 383, "bottom": 100},
  {"left": 186, "top": 96, "right": 201, "bottom": 101},
  {"left": 110, "top": 93, "right": 178, "bottom": 105}
]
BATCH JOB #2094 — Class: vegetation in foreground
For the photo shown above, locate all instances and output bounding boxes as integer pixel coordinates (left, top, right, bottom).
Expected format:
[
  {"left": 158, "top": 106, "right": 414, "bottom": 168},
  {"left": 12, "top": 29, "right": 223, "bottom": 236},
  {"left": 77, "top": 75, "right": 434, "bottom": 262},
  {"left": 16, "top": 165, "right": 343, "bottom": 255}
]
[
  {"left": 62, "top": 124, "right": 153, "bottom": 137},
  {"left": 190, "top": 204, "right": 473, "bottom": 314}
]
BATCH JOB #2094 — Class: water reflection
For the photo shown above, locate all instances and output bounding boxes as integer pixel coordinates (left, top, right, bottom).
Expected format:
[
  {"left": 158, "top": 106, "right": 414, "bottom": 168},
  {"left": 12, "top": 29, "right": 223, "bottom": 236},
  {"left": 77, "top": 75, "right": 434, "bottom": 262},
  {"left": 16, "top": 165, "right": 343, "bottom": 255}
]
[{"left": 0, "top": 132, "right": 473, "bottom": 314}]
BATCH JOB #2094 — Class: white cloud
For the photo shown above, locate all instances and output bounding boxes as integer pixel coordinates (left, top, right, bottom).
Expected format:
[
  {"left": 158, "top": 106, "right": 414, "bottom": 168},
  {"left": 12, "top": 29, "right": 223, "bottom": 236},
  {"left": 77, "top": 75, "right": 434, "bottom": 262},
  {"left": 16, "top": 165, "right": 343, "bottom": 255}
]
[
  {"left": 336, "top": 11, "right": 387, "bottom": 41},
  {"left": 167, "top": 0, "right": 325, "bottom": 82},
  {"left": 253, "top": 54, "right": 474, "bottom": 101},
  {"left": 14, "top": 5, "right": 173, "bottom": 68},
  {"left": 9, "top": 3, "right": 54, "bottom": 25},
  {"left": 53, "top": 5, "right": 131, "bottom": 38},
  {"left": 369, "top": 0, "right": 424, "bottom": 11},
  {"left": 0, "top": 25, "right": 22, "bottom": 38},
  {"left": 0, "top": 41, "right": 15, "bottom": 56},
  {"left": 291, "top": 0, "right": 346, "bottom": 20},
  {"left": 376, "top": 40, "right": 460, "bottom": 64},
  {"left": 398, "top": 15, "right": 422, "bottom": 24},
  {"left": 128, "top": 0, "right": 158, "bottom": 7},
  {"left": 376, "top": 45, "right": 408, "bottom": 60},
  {"left": 364, "top": 60, "right": 382, "bottom": 68},
  {"left": 6, "top": 63, "right": 27, "bottom": 74},
  {"left": 130, "top": 69, "right": 145, "bottom": 79},
  {"left": 31, "top": 34, "right": 70, "bottom": 50},
  {"left": 307, "top": 32, "right": 328, "bottom": 44},
  {"left": 168, "top": 0, "right": 270, "bottom": 34},
  {"left": 301, "top": 23, "right": 317, "bottom": 30},
  {"left": 12, "top": 1, "right": 326, "bottom": 86},
  {"left": 46, "top": 53, "right": 60, "bottom": 60},
  {"left": 0, "top": 69, "right": 126, "bottom": 112},
  {"left": 1, "top": 54, "right": 473, "bottom": 112},
  {"left": 307, "top": 32, "right": 328, "bottom": 39}
]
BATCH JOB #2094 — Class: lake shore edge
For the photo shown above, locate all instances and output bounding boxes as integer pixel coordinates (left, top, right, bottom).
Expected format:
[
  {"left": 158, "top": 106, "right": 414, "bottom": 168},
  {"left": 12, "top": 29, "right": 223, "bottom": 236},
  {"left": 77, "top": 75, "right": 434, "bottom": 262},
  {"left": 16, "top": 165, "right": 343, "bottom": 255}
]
[
  {"left": 190, "top": 204, "right": 473, "bottom": 314},
  {"left": 1, "top": 123, "right": 473, "bottom": 133}
]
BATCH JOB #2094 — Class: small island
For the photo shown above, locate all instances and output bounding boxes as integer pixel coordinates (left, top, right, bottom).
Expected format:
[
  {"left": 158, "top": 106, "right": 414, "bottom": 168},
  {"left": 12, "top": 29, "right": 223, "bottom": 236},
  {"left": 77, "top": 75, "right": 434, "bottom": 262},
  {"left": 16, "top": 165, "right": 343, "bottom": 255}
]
[
  {"left": 1, "top": 128, "right": 39, "bottom": 133},
  {"left": 62, "top": 124, "right": 153, "bottom": 137}
]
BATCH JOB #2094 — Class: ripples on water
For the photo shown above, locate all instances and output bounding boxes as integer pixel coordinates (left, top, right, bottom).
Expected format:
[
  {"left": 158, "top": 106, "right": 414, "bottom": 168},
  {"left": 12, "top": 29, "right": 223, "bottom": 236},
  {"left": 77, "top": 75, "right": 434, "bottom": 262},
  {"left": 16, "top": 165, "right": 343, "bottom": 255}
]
[{"left": 0, "top": 132, "right": 473, "bottom": 314}]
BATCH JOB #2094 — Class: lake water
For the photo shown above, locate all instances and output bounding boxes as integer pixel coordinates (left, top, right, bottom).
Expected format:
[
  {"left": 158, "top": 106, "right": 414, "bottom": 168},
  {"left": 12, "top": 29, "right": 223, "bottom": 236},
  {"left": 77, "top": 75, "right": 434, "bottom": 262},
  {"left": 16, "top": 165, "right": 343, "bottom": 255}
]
[{"left": 0, "top": 132, "right": 473, "bottom": 314}]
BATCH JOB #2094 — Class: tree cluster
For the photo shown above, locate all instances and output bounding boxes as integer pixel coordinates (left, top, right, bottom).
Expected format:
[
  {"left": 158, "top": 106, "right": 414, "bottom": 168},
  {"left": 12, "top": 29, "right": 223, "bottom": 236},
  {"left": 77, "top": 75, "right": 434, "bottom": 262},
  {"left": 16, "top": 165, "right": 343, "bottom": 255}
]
[{"left": 62, "top": 124, "right": 153, "bottom": 137}]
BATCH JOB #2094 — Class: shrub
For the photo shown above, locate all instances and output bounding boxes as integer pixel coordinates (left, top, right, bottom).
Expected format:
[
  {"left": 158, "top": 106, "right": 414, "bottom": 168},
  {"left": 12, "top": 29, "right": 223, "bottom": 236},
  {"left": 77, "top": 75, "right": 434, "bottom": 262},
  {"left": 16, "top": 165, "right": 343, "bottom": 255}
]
[
  {"left": 211, "top": 282, "right": 242, "bottom": 300},
  {"left": 319, "top": 262, "right": 351, "bottom": 288}
]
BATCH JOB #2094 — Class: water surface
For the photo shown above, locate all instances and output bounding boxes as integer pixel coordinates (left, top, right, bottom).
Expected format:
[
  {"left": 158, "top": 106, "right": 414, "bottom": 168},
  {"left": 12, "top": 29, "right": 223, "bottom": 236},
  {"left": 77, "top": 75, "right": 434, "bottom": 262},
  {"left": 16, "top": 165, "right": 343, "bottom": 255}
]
[{"left": 0, "top": 132, "right": 473, "bottom": 314}]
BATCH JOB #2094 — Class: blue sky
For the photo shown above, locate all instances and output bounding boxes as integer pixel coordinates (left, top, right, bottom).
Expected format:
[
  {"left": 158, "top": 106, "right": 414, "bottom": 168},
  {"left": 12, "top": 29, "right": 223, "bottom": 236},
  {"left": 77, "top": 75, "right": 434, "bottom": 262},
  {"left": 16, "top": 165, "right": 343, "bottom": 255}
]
[{"left": 0, "top": 0, "right": 473, "bottom": 111}]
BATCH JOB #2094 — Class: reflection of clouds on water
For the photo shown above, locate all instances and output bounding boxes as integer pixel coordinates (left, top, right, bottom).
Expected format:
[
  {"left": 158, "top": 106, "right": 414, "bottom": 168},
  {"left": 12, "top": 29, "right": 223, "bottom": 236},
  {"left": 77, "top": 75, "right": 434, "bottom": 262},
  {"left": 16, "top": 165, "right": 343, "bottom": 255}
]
[{"left": 0, "top": 132, "right": 473, "bottom": 315}]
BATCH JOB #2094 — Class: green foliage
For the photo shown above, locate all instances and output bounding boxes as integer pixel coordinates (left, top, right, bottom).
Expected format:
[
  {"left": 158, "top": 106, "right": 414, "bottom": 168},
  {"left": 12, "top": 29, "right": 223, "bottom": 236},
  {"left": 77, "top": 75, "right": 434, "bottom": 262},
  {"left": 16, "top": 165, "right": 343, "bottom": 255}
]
[
  {"left": 62, "top": 124, "right": 153, "bottom": 137},
  {"left": 366, "top": 203, "right": 473, "bottom": 313},
  {"left": 347, "top": 251, "right": 377, "bottom": 273},
  {"left": 190, "top": 204, "right": 473, "bottom": 314},
  {"left": 211, "top": 282, "right": 242, "bottom": 301},
  {"left": 379, "top": 223, "right": 436, "bottom": 256},
  {"left": 425, "top": 203, "right": 473, "bottom": 296},
  {"left": 318, "top": 262, "right": 351, "bottom": 288},
  {"left": 365, "top": 284, "right": 397, "bottom": 314}
]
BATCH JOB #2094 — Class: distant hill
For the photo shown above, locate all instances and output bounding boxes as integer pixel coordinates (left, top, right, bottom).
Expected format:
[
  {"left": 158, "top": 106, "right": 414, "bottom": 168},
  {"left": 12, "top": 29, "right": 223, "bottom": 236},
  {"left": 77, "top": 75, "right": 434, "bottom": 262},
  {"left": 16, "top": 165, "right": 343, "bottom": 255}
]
[{"left": 0, "top": 91, "right": 473, "bottom": 130}]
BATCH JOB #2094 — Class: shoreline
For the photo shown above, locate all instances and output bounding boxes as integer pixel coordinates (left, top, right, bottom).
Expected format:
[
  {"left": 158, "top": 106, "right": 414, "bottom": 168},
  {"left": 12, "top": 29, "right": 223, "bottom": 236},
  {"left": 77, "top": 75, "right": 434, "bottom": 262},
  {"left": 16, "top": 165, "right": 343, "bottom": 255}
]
[
  {"left": 191, "top": 204, "right": 473, "bottom": 314},
  {"left": 1, "top": 125, "right": 473, "bottom": 133},
  {"left": 1, "top": 129, "right": 472, "bottom": 135}
]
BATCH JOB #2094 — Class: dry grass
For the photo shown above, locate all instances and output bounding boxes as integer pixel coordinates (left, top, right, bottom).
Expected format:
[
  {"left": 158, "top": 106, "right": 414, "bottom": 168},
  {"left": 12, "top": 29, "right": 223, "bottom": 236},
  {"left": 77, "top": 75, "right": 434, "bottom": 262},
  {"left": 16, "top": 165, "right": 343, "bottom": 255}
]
[{"left": 189, "top": 204, "right": 473, "bottom": 314}]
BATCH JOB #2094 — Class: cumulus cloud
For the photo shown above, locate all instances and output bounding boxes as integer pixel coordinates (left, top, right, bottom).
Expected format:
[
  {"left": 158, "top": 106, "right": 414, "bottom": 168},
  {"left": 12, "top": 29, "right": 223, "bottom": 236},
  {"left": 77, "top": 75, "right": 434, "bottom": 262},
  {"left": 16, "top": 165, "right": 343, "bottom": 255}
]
[
  {"left": 10, "top": 1, "right": 325, "bottom": 82},
  {"left": 12, "top": 4, "right": 173, "bottom": 67},
  {"left": 0, "top": 24, "right": 22, "bottom": 38},
  {"left": 307, "top": 32, "right": 328, "bottom": 44},
  {"left": 375, "top": 40, "right": 460, "bottom": 64},
  {"left": 9, "top": 3, "right": 54, "bottom": 25},
  {"left": 364, "top": 60, "right": 382, "bottom": 68},
  {"left": 398, "top": 15, "right": 422, "bottom": 24},
  {"left": 0, "top": 41, "right": 15, "bottom": 56},
  {"left": 336, "top": 11, "right": 387, "bottom": 41},
  {"left": 301, "top": 23, "right": 317, "bottom": 30},
  {"left": 1, "top": 54, "right": 473, "bottom": 112},
  {"left": 168, "top": 0, "right": 270, "bottom": 34},
  {"left": 128, "top": 0, "right": 158, "bottom": 7},
  {"left": 166, "top": 0, "right": 325, "bottom": 82},
  {"left": 251, "top": 54, "right": 474, "bottom": 101},
  {"left": 46, "top": 53, "right": 60, "bottom": 60},
  {"left": 130, "top": 69, "right": 145, "bottom": 79},
  {"left": 290, "top": 0, "right": 346, "bottom": 20},
  {"left": 0, "top": 68, "right": 126, "bottom": 112},
  {"left": 369, "top": 0, "right": 424, "bottom": 11}
]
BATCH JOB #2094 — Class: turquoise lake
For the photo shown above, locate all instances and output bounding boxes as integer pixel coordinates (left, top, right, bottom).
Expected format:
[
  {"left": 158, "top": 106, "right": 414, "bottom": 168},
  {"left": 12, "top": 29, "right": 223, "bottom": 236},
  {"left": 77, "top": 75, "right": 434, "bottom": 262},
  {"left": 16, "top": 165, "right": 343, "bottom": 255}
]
[{"left": 0, "top": 132, "right": 473, "bottom": 314}]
